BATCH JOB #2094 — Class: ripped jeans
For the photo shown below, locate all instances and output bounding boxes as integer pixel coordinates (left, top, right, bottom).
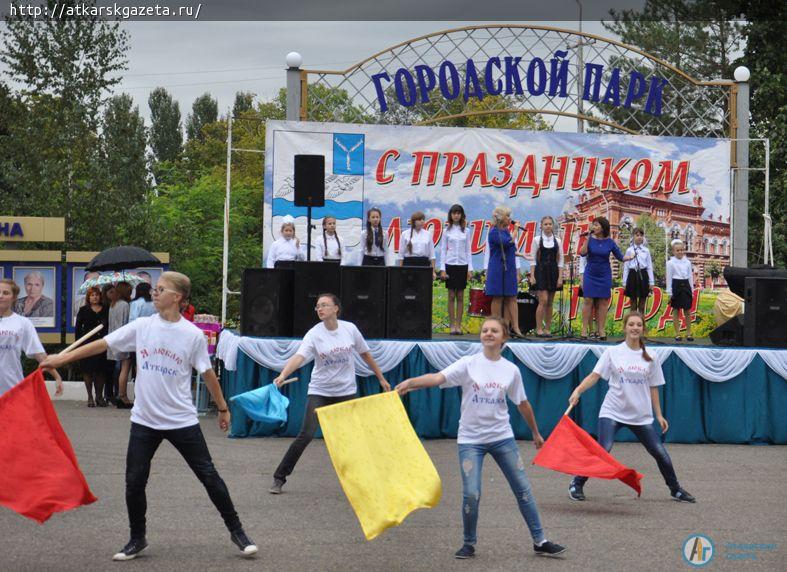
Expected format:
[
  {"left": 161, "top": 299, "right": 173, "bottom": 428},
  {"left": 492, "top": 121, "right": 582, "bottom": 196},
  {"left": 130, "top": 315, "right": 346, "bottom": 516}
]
[{"left": 457, "top": 438, "right": 545, "bottom": 546}]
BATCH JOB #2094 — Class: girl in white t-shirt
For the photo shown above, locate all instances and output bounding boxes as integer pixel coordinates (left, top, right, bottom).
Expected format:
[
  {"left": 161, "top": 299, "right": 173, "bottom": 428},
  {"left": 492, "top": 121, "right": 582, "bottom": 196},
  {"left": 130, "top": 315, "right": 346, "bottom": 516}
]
[
  {"left": 268, "top": 293, "right": 390, "bottom": 494},
  {"left": 0, "top": 278, "right": 62, "bottom": 397},
  {"left": 42, "top": 271, "right": 258, "bottom": 561},
  {"left": 567, "top": 311, "right": 695, "bottom": 503},
  {"left": 397, "top": 317, "right": 566, "bottom": 560}
]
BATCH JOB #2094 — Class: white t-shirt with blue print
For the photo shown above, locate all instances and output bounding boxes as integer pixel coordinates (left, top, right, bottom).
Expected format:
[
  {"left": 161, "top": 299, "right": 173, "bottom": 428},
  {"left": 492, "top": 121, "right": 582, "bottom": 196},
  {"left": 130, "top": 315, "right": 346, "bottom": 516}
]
[
  {"left": 595, "top": 342, "right": 665, "bottom": 426},
  {"left": 105, "top": 314, "right": 212, "bottom": 430},
  {"left": 440, "top": 353, "right": 527, "bottom": 444}
]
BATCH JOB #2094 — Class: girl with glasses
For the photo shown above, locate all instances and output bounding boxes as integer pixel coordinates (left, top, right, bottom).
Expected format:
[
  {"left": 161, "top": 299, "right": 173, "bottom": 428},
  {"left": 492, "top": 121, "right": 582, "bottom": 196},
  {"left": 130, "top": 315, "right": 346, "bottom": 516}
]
[{"left": 267, "top": 293, "right": 390, "bottom": 494}]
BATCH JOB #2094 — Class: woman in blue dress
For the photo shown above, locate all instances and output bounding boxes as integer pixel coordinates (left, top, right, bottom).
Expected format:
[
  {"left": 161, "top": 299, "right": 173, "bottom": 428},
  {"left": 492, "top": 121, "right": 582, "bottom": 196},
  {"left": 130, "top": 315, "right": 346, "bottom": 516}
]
[
  {"left": 485, "top": 206, "right": 525, "bottom": 337},
  {"left": 579, "top": 217, "right": 629, "bottom": 341}
]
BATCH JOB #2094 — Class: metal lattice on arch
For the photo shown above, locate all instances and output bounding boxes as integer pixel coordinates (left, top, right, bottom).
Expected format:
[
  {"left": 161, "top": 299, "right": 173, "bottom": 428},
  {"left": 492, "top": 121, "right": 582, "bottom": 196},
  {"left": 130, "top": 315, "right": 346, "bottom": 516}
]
[{"left": 298, "top": 25, "right": 736, "bottom": 139}]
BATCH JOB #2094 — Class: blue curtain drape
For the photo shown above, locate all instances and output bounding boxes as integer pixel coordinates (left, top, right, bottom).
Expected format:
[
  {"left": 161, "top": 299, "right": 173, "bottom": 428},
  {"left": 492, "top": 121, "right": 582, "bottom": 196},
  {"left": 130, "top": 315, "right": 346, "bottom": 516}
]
[{"left": 222, "top": 350, "right": 787, "bottom": 444}]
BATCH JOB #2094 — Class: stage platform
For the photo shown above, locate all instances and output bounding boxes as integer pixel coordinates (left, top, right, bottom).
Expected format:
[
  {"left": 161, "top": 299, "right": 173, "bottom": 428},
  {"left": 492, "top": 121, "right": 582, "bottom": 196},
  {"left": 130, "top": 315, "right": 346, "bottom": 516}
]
[{"left": 216, "top": 331, "right": 787, "bottom": 445}]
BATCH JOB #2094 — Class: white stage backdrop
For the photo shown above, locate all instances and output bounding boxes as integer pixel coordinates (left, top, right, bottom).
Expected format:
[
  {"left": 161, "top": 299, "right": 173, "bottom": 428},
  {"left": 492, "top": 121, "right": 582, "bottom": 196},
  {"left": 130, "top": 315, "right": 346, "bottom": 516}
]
[{"left": 263, "top": 121, "right": 731, "bottom": 269}]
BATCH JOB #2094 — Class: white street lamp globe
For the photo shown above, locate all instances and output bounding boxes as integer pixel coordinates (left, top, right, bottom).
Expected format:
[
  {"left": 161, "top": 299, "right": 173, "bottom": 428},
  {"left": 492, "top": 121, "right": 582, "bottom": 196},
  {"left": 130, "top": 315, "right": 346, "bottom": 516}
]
[
  {"left": 733, "top": 66, "right": 750, "bottom": 82},
  {"left": 286, "top": 52, "right": 303, "bottom": 69}
]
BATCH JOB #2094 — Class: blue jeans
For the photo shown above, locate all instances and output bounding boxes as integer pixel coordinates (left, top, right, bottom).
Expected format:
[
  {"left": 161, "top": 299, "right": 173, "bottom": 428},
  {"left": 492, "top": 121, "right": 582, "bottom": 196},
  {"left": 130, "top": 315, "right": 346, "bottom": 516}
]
[
  {"left": 571, "top": 417, "right": 680, "bottom": 491},
  {"left": 457, "top": 438, "right": 545, "bottom": 546}
]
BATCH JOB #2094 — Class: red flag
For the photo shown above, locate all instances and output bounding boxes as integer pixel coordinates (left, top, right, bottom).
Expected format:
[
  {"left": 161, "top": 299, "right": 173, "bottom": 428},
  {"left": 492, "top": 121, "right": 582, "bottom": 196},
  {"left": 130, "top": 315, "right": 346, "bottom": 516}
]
[
  {"left": 533, "top": 415, "right": 643, "bottom": 496},
  {"left": 0, "top": 369, "right": 97, "bottom": 523}
]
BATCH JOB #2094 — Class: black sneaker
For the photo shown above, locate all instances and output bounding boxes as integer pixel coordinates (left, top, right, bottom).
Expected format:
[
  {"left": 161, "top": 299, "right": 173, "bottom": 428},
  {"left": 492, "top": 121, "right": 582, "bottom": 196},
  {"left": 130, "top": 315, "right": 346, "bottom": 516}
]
[
  {"left": 534, "top": 540, "right": 566, "bottom": 557},
  {"left": 112, "top": 538, "right": 148, "bottom": 561},
  {"left": 230, "top": 529, "right": 258, "bottom": 557},
  {"left": 454, "top": 544, "right": 475, "bottom": 559},
  {"left": 268, "top": 479, "right": 284, "bottom": 495},
  {"left": 671, "top": 488, "right": 696, "bottom": 503},
  {"left": 568, "top": 483, "right": 585, "bottom": 501}
]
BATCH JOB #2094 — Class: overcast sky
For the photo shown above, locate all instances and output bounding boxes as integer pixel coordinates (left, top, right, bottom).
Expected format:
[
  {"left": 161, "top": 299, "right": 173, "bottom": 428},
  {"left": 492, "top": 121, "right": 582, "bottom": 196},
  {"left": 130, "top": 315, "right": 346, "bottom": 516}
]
[
  {"left": 1, "top": 20, "right": 616, "bottom": 131},
  {"left": 115, "top": 21, "right": 614, "bottom": 129}
]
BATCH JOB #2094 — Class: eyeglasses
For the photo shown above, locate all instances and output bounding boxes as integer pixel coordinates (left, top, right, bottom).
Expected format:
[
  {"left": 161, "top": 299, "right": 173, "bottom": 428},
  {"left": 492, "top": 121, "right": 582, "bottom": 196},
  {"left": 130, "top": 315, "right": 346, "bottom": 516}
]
[
  {"left": 153, "top": 286, "right": 180, "bottom": 295},
  {"left": 314, "top": 303, "right": 335, "bottom": 311}
]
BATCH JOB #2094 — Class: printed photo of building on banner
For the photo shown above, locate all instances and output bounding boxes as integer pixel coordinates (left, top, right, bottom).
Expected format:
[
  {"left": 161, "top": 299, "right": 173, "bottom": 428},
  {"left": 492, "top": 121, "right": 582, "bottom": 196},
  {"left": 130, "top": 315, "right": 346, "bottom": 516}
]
[{"left": 263, "top": 121, "right": 731, "bottom": 337}]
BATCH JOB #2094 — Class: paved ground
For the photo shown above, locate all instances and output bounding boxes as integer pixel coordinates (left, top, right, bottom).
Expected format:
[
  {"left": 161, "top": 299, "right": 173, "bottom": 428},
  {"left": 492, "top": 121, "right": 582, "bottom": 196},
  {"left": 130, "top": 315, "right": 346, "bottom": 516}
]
[{"left": 1, "top": 402, "right": 784, "bottom": 571}]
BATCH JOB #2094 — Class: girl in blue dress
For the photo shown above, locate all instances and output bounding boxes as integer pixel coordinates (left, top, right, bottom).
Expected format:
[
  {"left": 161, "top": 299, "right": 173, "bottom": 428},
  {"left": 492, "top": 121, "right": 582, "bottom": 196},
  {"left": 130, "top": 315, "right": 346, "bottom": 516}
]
[
  {"left": 579, "top": 217, "right": 629, "bottom": 341},
  {"left": 485, "top": 206, "right": 525, "bottom": 337}
]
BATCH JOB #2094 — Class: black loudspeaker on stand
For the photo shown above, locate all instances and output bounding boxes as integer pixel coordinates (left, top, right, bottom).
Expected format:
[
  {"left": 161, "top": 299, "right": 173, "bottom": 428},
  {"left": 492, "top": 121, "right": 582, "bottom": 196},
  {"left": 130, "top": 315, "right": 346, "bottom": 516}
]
[
  {"left": 744, "top": 277, "right": 787, "bottom": 348},
  {"left": 294, "top": 154, "right": 326, "bottom": 261},
  {"left": 240, "top": 268, "right": 294, "bottom": 337},
  {"left": 291, "top": 261, "right": 341, "bottom": 337},
  {"left": 386, "top": 267, "right": 432, "bottom": 339},
  {"left": 341, "top": 266, "right": 387, "bottom": 339}
]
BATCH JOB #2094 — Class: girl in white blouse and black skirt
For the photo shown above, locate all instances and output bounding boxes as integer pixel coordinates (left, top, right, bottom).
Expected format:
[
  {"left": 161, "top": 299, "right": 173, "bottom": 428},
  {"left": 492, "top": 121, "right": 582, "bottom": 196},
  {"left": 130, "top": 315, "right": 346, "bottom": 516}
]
[
  {"left": 399, "top": 211, "right": 436, "bottom": 280},
  {"left": 527, "top": 216, "right": 564, "bottom": 337},
  {"left": 360, "top": 207, "right": 388, "bottom": 266},
  {"left": 266, "top": 216, "right": 305, "bottom": 268},
  {"left": 440, "top": 204, "right": 473, "bottom": 335},
  {"left": 666, "top": 239, "right": 695, "bottom": 342},
  {"left": 314, "top": 216, "right": 345, "bottom": 264},
  {"left": 622, "top": 228, "right": 655, "bottom": 315}
]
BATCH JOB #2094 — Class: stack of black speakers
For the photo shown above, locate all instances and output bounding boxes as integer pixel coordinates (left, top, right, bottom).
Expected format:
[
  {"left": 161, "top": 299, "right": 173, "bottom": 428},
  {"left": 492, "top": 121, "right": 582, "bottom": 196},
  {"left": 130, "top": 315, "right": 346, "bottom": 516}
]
[
  {"left": 709, "top": 266, "right": 787, "bottom": 348},
  {"left": 240, "top": 263, "right": 433, "bottom": 340}
]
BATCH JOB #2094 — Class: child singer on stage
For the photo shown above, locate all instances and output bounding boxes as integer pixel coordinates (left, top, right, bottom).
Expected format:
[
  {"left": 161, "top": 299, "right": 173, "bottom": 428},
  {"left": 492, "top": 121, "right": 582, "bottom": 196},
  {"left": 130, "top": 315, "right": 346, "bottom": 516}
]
[
  {"left": 623, "top": 228, "right": 654, "bottom": 315},
  {"left": 666, "top": 239, "right": 695, "bottom": 342},
  {"left": 398, "top": 211, "right": 436, "bottom": 280},
  {"left": 266, "top": 215, "right": 305, "bottom": 268},
  {"left": 528, "top": 216, "right": 564, "bottom": 337},
  {"left": 439, "top": 204, "right": 473, "bottom": 335},
  {"left": 359, "top": 207, "right": 389, "bottom": 266},
  {"left": 314, "top": 216, "right": 345, "bottom": 263}
]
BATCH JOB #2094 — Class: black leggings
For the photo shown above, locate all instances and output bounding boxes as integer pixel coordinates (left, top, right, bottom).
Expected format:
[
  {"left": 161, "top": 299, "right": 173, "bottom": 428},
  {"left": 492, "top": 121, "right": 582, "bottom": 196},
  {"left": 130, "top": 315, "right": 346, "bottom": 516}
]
[{"left": 273, "top": 394, "right": 355, "bottom": 482}]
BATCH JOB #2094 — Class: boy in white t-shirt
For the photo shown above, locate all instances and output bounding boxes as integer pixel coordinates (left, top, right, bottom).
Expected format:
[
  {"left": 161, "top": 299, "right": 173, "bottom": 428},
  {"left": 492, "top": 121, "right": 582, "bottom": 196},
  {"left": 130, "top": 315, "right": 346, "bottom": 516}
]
[
  {"left": 567, "top": 311, "right": 695, "bottom": 503},
  {"left": 43, "top": 272, "right": 257, "bottom": 561},
  {"left": 267, "top": 293, "right": 390, "bottom": 494},
  {"left": 0, "top": 279, "right": 62, "bottom": 397},
  {"left": 397, "top": 317, "right": 566, "bottom": 560}
]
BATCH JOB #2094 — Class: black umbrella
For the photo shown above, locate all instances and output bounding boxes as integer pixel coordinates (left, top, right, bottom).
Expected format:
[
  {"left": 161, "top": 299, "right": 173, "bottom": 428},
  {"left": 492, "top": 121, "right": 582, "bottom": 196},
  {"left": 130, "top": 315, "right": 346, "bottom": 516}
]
[{"left": 85, "top": 246, "right": 161, "bottom": 271}]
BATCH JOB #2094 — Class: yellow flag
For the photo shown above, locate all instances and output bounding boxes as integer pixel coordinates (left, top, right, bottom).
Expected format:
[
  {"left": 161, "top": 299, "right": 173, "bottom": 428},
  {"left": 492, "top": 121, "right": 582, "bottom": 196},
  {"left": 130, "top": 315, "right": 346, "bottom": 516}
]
[{"left": 316, "top": 392, "right": 442, "bottom": 540}]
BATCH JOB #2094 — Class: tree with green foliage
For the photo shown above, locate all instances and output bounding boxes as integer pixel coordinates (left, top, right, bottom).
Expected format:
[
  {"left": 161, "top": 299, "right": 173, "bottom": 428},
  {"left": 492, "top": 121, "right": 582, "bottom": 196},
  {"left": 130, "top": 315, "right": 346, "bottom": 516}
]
[
  {"left": 186, "top": 93, "right": 219, "bottom": 141},
  {"left": 738, "top": 3, "right": 787, "bottom": 267},
  {"left": 1, "top": 1, "right": 130, "bottom": 249},
  {"left": 233, "top": 91, "right": 255, "bottom": 116},
  {"left": 600, "top": 0, "right": 744, "bottom": 137},
  {"left": 148, "top": 87, "right": 183, "bottom": 164}
]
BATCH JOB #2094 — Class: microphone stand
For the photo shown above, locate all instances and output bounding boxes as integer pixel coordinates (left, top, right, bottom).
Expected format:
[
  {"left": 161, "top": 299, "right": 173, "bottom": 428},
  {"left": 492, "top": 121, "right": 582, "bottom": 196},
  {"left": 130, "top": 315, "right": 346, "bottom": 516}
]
[{"left": 557, "top": 235, "right": 580, "bottom": 339}]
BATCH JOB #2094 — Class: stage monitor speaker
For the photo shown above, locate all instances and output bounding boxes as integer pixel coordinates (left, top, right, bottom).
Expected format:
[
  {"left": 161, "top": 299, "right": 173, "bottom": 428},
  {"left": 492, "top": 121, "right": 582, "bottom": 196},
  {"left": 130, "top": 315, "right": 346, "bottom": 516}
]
[
  {"left": 340, "top": 266, "right": 387, "bottom": 339},
  {"left": 744, "top": 277, "right": 787, "bottom": 348},
  {"left": 292, "top": 261, "right": 341, "bottom": 337},
  {"left": 293, "top": 154, "right": 325, "bottom": 207},
  {"left": 517, "top": 292, "right": 538, "bottom": 334},
  {"left": 240, "top": 268, "right": 293, "bottom": 337},
  {"left": 709, "top": 315, "right": 744, "bottom": 347},
  {"left": 724, "top": 265, "right": 787, "bottom": 298},
  {"left": 386, "top": 267, "right": 432, "bottom": 339}
]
